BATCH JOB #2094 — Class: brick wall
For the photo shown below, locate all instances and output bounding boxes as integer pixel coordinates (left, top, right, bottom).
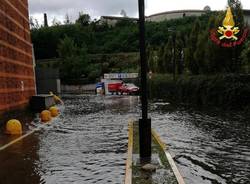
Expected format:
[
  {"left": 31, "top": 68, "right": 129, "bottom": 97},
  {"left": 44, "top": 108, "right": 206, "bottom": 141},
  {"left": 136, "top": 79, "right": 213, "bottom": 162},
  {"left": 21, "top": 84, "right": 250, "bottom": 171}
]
[{"left": 0, "top": 0, "right": 35, "bottom": 113}]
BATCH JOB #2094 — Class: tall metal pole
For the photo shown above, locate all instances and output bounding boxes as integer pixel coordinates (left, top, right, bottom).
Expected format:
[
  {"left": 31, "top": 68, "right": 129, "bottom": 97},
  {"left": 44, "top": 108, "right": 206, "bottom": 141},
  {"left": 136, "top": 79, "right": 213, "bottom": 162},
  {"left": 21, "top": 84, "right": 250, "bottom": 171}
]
[
  {"left": 173, "top": 34, "right": 176, "bottom": 81},
  {"left": 138, "top": 0, "right": 151, "bottom": 160}
]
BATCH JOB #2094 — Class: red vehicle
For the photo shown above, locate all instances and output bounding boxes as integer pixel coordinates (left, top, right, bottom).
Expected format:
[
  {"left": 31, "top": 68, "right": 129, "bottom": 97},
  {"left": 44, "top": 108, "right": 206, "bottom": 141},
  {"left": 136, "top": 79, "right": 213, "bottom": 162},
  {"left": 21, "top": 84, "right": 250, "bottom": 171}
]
[
  {"left": 119, "top": 83, "right": 139, "bottom": 95},
  {"left": 108, "top": 81, "right": 123, "bottom": 95}
]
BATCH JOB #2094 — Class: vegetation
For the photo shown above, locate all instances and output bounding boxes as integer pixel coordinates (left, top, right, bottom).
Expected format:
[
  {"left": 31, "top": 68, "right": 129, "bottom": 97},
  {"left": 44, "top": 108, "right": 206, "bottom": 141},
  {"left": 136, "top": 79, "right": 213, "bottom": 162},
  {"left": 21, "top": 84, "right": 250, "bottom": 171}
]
[
  {"left": 132, "top": 122, "right": 178, "bottom": 184},
  {"left": 149, "top": 74, "right": 250, "bottom": 110},
  {"left": 31, "top": 0, "right": 250, "bottom": 108}
]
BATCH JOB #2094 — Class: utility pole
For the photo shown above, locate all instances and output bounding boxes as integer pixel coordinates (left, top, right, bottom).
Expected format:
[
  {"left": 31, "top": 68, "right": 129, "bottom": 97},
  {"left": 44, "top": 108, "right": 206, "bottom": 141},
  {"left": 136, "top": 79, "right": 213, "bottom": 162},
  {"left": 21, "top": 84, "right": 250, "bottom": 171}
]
[
  {"left": 44, "top": 13, "right": 48, "bottom": 27},
  {"left": 173, "top": 34, "right": 176, "bottom": 81},
  {"left": 138, "top": 0, "right": 151, "bottom": 160}
]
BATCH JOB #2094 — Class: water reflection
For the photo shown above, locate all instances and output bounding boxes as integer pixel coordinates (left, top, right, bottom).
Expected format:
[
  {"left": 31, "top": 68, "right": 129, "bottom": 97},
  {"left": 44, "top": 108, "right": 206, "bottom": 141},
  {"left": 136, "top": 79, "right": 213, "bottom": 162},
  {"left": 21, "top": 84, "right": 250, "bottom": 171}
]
[
  {"left": 1, "top": 95, "right": 248, "bottom": 184},
  {"left": 0, "top": 133, "right": 42, "bottom": 184},
  {"left": 0, "top": 95, "right": 140, "bottom": 184},
  {"left": 151, "top": 103, "right": 250, "bottom": 184},
  {"left": 37, "top": 95, "right": 139, "bottom": 184}
]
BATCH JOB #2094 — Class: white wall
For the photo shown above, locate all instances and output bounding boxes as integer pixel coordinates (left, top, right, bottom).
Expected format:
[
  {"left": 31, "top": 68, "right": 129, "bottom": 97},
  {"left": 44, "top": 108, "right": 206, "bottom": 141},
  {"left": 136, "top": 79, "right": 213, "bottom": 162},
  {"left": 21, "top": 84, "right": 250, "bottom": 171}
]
[{"left": 146, "top": 11, "right": 205, "bottom": 22}]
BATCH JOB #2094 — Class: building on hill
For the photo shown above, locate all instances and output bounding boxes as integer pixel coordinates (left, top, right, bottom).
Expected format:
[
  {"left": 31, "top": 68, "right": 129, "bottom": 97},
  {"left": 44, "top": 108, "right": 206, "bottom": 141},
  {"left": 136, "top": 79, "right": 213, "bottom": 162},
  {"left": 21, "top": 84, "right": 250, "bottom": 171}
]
[
  {"left": 99, "top": 16, "right": 138, "bottom": 26},
  {"left": 100, "top": 8, "right": 250, "bottom": 26},
  {"left": 146, "top": 9, "right": 206, "bottom": 22},
  {"left": 0, "top": 0, "right": 35, "bottom": 114}
]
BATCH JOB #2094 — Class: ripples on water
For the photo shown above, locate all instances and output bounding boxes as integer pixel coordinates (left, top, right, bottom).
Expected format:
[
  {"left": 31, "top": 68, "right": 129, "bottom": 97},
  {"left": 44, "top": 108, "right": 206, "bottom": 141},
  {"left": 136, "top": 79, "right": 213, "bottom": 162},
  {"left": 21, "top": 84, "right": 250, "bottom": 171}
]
[
  {"left": 151, "top": 103, "right": 250, "bottom": 184},
  {"left": 37, "top": 95, "right": 140, "bottom": 184},
  {"left": 1, "top": 95, "right": 249, "bottom": 184},
  {"left": 0, "top": 95, "right": 140, "bottom": 184}
]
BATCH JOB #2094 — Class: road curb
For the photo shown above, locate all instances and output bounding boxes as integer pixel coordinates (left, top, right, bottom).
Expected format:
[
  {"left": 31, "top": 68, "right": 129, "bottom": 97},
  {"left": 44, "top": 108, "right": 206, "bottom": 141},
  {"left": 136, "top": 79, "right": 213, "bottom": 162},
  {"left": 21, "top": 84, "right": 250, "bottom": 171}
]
[
  {"left": 124, "top": 120, "right": 133, "bottom": 184},
  {"left": 152, "top": 129, "right": 186, "bottom": 184}
]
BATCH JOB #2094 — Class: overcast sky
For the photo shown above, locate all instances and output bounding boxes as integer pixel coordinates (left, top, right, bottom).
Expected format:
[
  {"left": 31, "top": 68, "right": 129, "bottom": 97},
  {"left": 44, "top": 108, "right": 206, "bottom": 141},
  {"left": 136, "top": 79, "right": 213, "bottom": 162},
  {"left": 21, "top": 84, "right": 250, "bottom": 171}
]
[{"left": 28, "top": 0, "right": 250, "bottom": 25}]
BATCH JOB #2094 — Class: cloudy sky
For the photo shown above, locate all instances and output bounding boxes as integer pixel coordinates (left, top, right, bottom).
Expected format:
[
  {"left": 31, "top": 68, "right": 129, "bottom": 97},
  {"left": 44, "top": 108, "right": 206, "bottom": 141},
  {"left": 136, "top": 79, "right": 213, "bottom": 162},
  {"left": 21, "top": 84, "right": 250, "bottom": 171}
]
[{"left": 28, "top": 0, "right": 250, "bottom": 25}]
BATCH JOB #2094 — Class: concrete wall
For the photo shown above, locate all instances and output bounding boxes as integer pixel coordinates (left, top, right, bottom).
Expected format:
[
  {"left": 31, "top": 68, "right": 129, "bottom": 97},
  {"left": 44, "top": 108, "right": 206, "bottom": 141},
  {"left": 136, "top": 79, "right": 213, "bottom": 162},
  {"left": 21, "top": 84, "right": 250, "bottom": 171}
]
[
  {"left": 99, "top": 16, "right": 138, "bottom": 26},
  {"left": 146, "top": 10, "right": 205, "bottom": 22},
  {"left": 100, "top": 10, "right": 250, "bottom": 25},
  {"left": 0, "top": 0, "right": 35, "bottom": 113},
  {"left": 61, "top": 84, "right": 95, "bottom": 94},
  {"left": 35, "top": 68, "right": 61, "bottom": 94}
]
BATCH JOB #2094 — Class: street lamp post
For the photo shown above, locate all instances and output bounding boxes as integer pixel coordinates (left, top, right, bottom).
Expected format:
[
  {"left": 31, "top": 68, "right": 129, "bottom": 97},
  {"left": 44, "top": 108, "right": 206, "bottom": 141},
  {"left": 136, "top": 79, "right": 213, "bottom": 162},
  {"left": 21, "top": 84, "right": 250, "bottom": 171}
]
[
  {"left": 172, "top": 34, "right": 176, "bottom": 81},
  {"left": 138, "top": 0, "right": 151, "bottom": 160}
]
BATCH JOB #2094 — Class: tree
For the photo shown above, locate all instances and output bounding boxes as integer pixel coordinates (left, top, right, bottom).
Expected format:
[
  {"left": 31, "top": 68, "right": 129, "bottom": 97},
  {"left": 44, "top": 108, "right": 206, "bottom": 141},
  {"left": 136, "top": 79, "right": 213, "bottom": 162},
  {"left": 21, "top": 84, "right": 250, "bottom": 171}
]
[
  {"left": 64, "top": 14, "right": 71, "bottom": 25},
  {"left": 147, "top": 46, "right": 158, "bottom": 73},
  {"left": 57, "top": 36, "right": 89, "bottom": 80},
  {"left": 194, "top": 31, "right": 209, "bottom": 74},
  {"left": 186, "top": 19, "right": 201, "bottom": 74},
  {"left": 175, "top": 32, "right": 185, "bottom": 74},
  {"left": 29, "top": 17, "right": 40, "bottom": 29},
  {"left": 228, "top": 0, "right": 245, "bottom": 72},
  {"left": 162, "top": 38, "right": 173, "bottom": 73},
  {"left": 240, "top": 39, "right": 250, "bottom": 73},
  {"left": 228, "top": 0, "right": 244, "bottom": 28},
  {"left": 157, "top": 46, "right": 165, "bottom": 73},
  {"left": 52, "top": 17, "right": 61, "bottom": 26},
  {"left": 120, "top": 9, "right": 127, "bottom": 17},
  {"left": 76, "top": 12, "right": 91, "bottom": 26}
]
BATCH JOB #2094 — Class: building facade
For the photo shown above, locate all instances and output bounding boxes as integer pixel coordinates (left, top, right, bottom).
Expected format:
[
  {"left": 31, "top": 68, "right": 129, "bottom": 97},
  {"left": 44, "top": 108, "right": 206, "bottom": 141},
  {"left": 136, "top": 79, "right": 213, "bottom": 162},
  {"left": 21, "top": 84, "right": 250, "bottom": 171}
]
[
  {"left": 146, "top": 10, "right": 206, "bottom": 22},
  {"left": 0, "top": 0, "right": 35, "bottom": 113},
  {"left": 100, "top": 9, "right": 250, "bottom": 26},
  {"left": 99, "top": 16, "right": 138, "bottom": 26}
]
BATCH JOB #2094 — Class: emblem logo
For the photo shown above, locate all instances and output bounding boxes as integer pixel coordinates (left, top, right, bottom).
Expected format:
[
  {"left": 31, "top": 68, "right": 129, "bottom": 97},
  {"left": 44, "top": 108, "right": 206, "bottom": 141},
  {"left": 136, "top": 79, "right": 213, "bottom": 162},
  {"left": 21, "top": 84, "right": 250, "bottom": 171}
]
[
  {"left": 218, "top": 7, "right": 240, "bottom": 40},
  {"left": 210, "top": 7, "right": 248, "bottom": 47}
]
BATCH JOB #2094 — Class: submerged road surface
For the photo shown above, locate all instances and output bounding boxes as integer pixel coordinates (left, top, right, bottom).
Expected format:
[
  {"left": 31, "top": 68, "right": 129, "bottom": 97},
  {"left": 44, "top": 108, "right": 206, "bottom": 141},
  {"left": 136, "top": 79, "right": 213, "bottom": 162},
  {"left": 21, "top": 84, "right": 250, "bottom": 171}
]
[
  {"left": 0, "top": 95, "right": 140, "bottom": 184},
  {"left": 151, "top": 103, "right": 250, "bottom": 184},
  {"left": 0, "top": 95, "right": 249, "bottom": 184}
]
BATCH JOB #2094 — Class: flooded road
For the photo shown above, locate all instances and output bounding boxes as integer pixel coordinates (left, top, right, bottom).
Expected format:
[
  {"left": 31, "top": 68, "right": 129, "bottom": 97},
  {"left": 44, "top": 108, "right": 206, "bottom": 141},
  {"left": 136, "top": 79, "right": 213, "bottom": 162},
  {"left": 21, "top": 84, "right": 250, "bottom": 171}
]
[
  {"left": 0, "top": 95, "right": 249, "bottom": 184},
  {"left": 0, "top": 95, "right": 140, "bottom": 184},
  {"left": 151, "top": 103, "right": 250, "bottom": 184}
]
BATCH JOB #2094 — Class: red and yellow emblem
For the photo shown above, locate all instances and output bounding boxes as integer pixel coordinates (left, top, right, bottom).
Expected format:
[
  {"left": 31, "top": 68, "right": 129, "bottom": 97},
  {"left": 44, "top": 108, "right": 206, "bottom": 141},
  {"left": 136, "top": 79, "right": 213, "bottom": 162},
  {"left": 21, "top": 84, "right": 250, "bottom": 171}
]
[{"left": 218, "top": 7, "right": 240, "bottom": 40}]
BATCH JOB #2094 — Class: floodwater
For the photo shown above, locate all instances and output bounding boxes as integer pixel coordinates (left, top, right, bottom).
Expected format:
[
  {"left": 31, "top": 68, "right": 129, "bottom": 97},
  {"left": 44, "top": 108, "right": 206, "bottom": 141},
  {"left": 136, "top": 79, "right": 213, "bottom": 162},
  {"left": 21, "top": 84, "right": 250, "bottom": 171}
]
[
  {"left": 0, "top": 95, "right": 249, "bottom": 184},
  {"left": 150, "top": 103, "right": 250, "bottom": 184},
  {"left": 0, "top": 95, "right": 140, "bottom": 184}
]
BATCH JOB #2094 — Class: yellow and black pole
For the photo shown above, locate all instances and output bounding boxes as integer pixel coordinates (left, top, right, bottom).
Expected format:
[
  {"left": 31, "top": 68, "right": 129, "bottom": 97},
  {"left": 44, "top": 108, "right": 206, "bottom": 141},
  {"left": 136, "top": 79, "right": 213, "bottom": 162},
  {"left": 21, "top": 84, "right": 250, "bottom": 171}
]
[{"left": 138, "top": 0, "right": 151, "bottom": 160}]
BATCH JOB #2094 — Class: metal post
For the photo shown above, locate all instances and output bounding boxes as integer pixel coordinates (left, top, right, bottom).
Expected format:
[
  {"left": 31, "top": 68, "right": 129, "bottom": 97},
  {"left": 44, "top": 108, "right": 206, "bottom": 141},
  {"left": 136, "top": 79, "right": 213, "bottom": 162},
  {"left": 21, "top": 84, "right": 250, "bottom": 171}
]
[
  {"left": 138, "top": 0, "right": 151, "bottom": 159},
  {"left": 173, "top": 34, "right": 176, "bottom": 81},
  {"left": 44, "top": 13, "right": 48, "bottom": 27}
]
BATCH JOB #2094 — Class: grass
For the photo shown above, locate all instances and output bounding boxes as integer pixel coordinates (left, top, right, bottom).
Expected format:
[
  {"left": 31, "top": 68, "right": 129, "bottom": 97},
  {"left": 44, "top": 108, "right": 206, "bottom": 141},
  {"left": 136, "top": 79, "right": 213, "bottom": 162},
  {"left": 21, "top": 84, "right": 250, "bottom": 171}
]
[{"left": 132, "top": 122, "right": 178, "bottom": 184}]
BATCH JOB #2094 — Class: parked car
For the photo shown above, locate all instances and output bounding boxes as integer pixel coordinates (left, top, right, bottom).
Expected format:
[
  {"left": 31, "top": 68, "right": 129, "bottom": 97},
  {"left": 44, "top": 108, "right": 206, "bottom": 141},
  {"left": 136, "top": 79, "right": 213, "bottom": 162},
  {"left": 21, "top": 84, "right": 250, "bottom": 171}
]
[
  {"left": 108, "top": 81, "right": 123, "bottom": 95},
  {"left": 119, "top": 83, "right": 139, "bottom": 95}
]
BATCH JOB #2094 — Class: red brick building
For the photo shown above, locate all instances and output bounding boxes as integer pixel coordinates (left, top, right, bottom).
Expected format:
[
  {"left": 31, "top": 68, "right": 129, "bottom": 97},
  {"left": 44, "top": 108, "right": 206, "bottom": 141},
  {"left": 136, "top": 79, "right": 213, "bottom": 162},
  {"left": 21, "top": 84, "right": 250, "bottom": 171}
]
[{"left": 0, "top": 0, "right": 35, "bottom": 113}]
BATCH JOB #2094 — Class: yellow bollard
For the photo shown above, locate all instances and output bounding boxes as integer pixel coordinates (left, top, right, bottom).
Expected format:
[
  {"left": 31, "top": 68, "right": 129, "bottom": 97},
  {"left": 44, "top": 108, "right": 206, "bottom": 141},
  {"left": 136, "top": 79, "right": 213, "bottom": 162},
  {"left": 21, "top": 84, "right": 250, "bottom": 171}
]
[
  {"left": 40, "top": 110, "right": 52, "bottom": 123},
  {"left": 49, "top": 106, "right": 59, "bottom": 117},
  {"left": 49, "top": 92, "right": 64, "bottom": 105},
  {"left": 6, "top": 119, "right": 22, "bottom": 135}
]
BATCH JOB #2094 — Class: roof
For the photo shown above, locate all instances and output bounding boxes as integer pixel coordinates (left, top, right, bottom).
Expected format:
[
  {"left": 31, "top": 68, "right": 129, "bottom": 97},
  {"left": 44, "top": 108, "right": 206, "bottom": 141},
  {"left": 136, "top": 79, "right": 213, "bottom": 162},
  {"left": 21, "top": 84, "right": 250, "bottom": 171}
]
[
  {"left": 101, "top": 16, "right": 138, "bottom": 21},
  {"left": 147, "top": 9, "right": 206, "bottom": 18},
  {"left": 100, "top": 9, "right": 250, "bottom": 22}
]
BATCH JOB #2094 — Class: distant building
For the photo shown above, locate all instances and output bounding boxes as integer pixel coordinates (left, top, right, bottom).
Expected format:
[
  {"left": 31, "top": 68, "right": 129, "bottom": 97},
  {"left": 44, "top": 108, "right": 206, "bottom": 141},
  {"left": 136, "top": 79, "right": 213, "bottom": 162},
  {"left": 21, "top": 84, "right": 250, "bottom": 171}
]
[
  {"left": 100, "top": 8, "right": 250, "bottom": 26},
  {"left": 99, "top": 16, "right": 138, "bottom": 26},
  {"left": 146, "top": 10, "right": 206, "bottom": 22},
  {"left": 0, "top": 0, "right": 35, "bottom": 114},
  {"left": 204, "top": 6, "right": 211, "bottom": 12}
]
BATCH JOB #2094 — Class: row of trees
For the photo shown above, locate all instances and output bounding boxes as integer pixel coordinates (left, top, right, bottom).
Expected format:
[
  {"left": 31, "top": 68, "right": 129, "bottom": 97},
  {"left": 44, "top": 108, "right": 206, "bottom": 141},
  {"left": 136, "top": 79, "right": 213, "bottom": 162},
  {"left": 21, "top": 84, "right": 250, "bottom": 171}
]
[
  {"left": 30, "top": 12, "right": 92, "bottom": 29},
  {"left": 32, "top": 0, "right": 250, "bottom": 83},
  {"left": 147, "top": 0, "right": 250, "bottom": 75},
  {"left": 57, "top": 36, "right": 104, "bottom": 83}
]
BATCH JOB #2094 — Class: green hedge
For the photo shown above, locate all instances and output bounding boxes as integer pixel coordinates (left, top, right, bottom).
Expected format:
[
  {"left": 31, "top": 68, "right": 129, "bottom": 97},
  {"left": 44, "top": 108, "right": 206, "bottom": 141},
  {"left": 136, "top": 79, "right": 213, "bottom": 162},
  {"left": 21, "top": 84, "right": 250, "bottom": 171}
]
[{"left": 149, "top": 74, "right": 250, "bottom": 109}]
